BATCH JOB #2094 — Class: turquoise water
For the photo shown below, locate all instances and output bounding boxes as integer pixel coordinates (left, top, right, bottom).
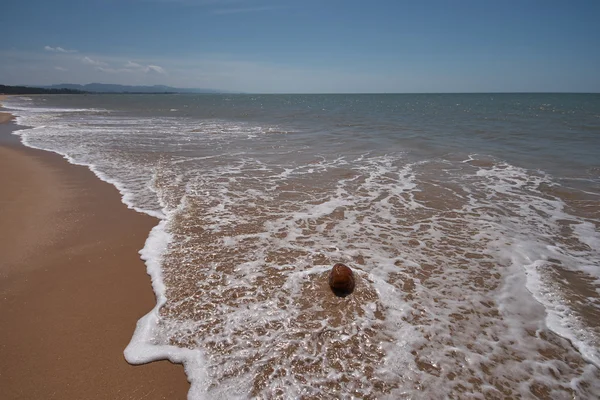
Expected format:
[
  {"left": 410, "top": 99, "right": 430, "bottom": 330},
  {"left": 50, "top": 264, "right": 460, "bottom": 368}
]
[{"left": 4, "top": 93, "right": 600, "bottom": 399}]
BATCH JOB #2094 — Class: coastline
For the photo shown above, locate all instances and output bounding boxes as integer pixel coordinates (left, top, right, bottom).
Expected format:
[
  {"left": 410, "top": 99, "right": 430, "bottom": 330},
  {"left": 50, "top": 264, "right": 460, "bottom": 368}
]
[
  {"left": 2, "top": 93, "right": 598, "bottom": 397},
  {"left": 0, "top": 102, "right": 190, "bottom": 399},
  {"left": 0, "top": 95, "right": 14, "bottom": 123},
  {"left": 0, "top": 111, "right": 14, "bottom": 123}
]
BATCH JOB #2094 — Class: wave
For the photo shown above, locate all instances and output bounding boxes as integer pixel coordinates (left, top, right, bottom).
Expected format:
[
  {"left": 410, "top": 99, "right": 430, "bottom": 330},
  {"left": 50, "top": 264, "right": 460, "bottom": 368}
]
[{"left": 3, "top": 95, "right": 599, "bottom": 399}]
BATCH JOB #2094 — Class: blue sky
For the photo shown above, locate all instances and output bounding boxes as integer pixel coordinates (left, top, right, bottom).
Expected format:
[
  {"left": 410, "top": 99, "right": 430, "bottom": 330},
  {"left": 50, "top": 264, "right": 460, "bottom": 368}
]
[{"left": 1, "top": 0, "right": 599, "bottom": 93}]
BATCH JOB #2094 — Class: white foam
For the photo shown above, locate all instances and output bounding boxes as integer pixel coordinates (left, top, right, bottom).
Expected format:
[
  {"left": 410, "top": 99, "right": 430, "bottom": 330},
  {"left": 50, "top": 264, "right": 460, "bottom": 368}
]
[
  {"left": 3, "top": 96, "right": 599, "bottom": 398},
  {"left": 3, "top": 97, "right": 210, "bottom": 397},
  {"left": 464, "top": 160, "right": 600, "bottom": 368},
  {"left": 155, "top": 152, "right": 598, "bottom": 397},
  {"left": 124, "top": 220, "right": 208, "bottom": 399}
]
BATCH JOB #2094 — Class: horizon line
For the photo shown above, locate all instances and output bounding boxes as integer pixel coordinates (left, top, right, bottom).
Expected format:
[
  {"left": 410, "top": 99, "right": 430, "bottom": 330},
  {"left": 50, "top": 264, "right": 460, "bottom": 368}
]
[{"left": 2, "top": 83, "right": 599, "bottom": 96}]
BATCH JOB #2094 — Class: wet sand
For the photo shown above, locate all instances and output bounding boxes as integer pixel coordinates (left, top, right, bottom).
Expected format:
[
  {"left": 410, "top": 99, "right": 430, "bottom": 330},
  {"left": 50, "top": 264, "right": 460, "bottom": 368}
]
[
  {"left": 0, "top": 95, "right": 14, "bottom": 123},
  {"left": 0, "top": 110, "right": 189, "bottom": 399},
  {"left": 0, "top": 112, "right": 14, "bottom": 123}
]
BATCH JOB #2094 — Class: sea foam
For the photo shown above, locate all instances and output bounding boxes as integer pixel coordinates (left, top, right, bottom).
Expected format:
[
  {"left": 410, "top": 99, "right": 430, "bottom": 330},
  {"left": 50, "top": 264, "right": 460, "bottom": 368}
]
[{"left": 3, "top": 95, "right": 599, "bottom": 399}]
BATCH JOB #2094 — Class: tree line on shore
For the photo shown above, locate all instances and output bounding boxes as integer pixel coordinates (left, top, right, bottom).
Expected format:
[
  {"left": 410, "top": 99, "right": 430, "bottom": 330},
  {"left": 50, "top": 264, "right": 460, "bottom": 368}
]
[{"left": 0, "top": 84, "right": 86, "bottom": 95}]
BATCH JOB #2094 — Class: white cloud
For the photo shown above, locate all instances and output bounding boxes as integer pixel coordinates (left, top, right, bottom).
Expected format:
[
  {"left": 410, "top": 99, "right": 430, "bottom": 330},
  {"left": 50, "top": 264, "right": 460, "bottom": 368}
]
[
  {"left": 3, "top": 49, "right": 409, "bottom": 92},
  {"left": 139, "top": 0, "right": 248, "bottom": 5},
  {"left": 137, "top": 0, "right": 280, "bottom": 14},
  {"left": 95, "top": 66, "right": 119, "bottom": 73},
  {"left": 82, "top": 56, "right": 108, "bottom": 66},
  {"left": 122, "top": 61, "right": 167, "bottom": 75},
  {"left": 125, "top": 61, "right": 142, "bottom": 68},
  {"left": 5, "top": 48, "right": 507, "bottom": 93},
  {"left": 45, "top": 45, "right": 77, "bottom": 53},
  {"left": 146, "top": 65, "right": 167, "bottom": 74},
  {"left": 212, "top": 6, "right": 277, "bottom": 15},
  {"left": 54, "top": 66, "right": 68, "bottom": 71}
]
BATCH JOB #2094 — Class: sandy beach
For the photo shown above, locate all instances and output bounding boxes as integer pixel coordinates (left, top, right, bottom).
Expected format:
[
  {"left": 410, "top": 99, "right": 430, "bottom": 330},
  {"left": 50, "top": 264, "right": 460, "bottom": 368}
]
[
  {"left": 0, "top": 105, "right": 189, "bottom": 399},
  {"left": 0, "top": 95, "right": 14, "bottom": 123},
  {"left": 0, "top": 112, "right": 14, "bottom": 123}
]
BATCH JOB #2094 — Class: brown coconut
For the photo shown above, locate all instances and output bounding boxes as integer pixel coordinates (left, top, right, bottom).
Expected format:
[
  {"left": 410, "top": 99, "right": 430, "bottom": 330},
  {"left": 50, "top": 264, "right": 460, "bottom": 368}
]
[{"left": 328, "top": 263, "right": 355, "bottom": 297}]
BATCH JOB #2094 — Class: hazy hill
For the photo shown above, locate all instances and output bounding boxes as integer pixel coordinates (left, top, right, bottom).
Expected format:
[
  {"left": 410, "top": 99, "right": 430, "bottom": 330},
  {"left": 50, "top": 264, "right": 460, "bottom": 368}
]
[{"left": 42, "top": 83, "right": 223, "bottom": 93}]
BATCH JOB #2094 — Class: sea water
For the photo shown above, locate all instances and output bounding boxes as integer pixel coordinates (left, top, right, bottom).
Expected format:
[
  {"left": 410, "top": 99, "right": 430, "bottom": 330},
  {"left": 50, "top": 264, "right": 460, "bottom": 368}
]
[{"left": 4, "top": 93, "right": 600, "bottom": 399}]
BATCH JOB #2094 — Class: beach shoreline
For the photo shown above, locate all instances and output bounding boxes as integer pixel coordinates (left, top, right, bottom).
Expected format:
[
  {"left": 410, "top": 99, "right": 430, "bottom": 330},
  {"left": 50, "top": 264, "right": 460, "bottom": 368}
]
[
  {"left": 0, "top": 101, "right": 190, "bottom": 399},
  {"left": 2, "top": 92, "right": 598, "bottom": 398},
  {"left": 0, "top": 95, "right": 14, "bottom": 123}
]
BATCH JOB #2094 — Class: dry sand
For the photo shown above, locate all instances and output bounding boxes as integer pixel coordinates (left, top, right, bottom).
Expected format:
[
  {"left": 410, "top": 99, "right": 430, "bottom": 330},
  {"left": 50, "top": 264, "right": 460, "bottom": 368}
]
[{"left": 0, "top": 116, "right": 189, "bottom": 399}]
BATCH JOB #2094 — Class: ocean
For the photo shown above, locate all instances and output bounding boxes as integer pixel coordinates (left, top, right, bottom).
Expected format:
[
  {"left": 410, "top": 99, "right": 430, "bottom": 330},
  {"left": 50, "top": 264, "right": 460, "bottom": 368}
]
[{"left": 3, "top": 93, "right": 600, "bottom": 399}]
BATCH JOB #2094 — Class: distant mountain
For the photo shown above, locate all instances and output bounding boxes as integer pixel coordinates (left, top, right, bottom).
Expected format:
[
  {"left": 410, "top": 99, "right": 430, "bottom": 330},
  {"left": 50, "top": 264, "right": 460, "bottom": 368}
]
[{"left": 40, "top": 83, "right": 224, "bottom": 94}]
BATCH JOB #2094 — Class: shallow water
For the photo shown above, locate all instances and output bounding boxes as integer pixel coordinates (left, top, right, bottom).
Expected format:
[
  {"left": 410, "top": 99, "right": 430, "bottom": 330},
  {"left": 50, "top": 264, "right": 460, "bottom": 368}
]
[{"left": 4, "top": 93, "right": 600, "bottom": 399}]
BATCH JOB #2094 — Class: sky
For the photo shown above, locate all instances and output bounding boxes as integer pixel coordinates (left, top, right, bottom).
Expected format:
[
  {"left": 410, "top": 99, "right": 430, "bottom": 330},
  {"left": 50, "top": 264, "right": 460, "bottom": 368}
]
[{"left": 1, "top": 0, "right": 599, "bottom": 93}]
